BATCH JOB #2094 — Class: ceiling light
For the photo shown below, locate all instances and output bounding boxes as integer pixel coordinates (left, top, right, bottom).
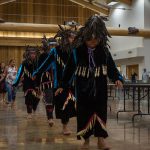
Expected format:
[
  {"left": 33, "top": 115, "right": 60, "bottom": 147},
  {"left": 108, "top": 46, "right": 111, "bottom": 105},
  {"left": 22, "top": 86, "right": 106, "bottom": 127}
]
[{"left": 108, "top": 1, "right": 118, "bottom": 6}]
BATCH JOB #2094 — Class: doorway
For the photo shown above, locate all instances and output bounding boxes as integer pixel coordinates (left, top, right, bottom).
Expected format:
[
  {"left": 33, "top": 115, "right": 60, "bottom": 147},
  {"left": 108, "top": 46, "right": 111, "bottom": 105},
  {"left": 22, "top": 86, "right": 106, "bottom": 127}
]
[{"left": 126, "top": 64, "right": 139, "bottom": 80}]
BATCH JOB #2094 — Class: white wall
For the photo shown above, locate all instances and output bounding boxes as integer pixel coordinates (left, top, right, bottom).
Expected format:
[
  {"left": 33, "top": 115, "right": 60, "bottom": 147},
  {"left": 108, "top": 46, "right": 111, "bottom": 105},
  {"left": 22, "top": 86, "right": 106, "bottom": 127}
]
[
  {"left": 107, "top": 0, "right": 144, "bottom": 28},
  {"left": 143, "top": 0, "right": 150, "bottom": 74},
  {"left": 111, "top": 47, "right": 144, "bottom": 60},
  {"left": 107, "top": 0, "right": 144, "bottom": 52},
  {"left": 143, "top": 38, "right": 150, "bottom": 72},
  {"left": 107, "top": 0, "right": 147, "bottom": 79},
  {"left": 109, "top": 36, "right": 143, "bottom": 52},
  {"left": 144, "top": 0, "right": 150, "bottom": 29}
]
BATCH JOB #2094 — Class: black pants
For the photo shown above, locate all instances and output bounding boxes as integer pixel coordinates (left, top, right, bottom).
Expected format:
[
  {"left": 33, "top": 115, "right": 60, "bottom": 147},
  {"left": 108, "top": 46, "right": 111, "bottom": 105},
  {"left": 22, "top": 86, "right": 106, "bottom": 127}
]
[
  {"left": 25, "top": 92, "right": 40, "bottom": 114},
  {"left": 43, "top": 88, "right": 54, "bottom": 120}
]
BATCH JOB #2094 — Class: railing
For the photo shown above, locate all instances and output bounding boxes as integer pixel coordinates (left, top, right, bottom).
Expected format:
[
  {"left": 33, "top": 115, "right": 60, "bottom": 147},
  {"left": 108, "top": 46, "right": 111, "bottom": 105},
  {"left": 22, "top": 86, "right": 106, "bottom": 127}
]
[{"left": 108, "top": 83, "right": 150, "bottom": 123}]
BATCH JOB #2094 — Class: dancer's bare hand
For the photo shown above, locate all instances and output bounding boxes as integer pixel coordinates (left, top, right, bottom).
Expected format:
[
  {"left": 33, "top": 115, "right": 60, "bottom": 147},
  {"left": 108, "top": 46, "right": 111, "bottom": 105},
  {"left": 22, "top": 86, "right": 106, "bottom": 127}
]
[{"left": 55, "top": 88, "right": 63, "bottom": 96}]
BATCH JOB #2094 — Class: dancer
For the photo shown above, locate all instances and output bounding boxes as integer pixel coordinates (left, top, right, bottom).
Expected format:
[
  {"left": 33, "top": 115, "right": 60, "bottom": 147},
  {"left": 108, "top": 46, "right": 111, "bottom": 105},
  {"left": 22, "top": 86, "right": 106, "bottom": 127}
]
[
  {"left": 13, "top": 46, "right": 40, "bottom": 119},
  {"left": 55, "top": 15, "right": 123, "bottom": 149},
  {"left": 33, "top": 25, "right": 77, "bottom": 135},
  {"left": 38, "top": 36, "right": 57, "bottom": 126}
]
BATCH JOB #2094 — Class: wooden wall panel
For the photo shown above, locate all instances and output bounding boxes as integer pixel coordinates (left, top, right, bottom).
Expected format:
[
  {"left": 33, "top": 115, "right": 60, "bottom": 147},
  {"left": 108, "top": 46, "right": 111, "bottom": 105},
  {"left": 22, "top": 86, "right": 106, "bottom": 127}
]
[
  {"left": 0, "top": 46, "right": 24, "bottom": 67},
  {"left": 0, "top": 0, "right": 95, "bottom": 66},
  {"left": 0, "top": 0, "right": 94, "bottom": 25}
]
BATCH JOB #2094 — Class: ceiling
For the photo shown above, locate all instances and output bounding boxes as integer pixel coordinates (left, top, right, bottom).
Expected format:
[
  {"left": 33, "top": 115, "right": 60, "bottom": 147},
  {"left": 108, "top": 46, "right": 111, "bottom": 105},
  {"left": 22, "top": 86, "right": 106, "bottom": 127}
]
[
  {"left": 69, "top": 0, "right": 132, "bottom": 15},
  {"left": 0, "top": 0, "right": 133, "bottom": 24},
  {"left": 0, "top": 0, "right": 133, "bottom": 15}
]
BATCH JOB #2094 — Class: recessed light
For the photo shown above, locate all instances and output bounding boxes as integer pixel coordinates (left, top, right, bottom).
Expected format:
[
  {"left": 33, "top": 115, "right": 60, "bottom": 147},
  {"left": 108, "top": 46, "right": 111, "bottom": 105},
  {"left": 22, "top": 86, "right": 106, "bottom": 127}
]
[{"left": 108, "top": 2, "right": 118, "bottom": 6}]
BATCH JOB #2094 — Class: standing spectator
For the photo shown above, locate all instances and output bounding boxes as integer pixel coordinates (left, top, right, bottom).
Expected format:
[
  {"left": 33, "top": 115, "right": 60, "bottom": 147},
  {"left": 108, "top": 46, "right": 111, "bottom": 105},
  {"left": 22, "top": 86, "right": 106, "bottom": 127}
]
[
  {"left": 5, "top": 59, "right": 17, "bottom": 107},
  {"left": 0, "top": 62, "right": 7, "bottom": 103},
  {"left": 131, "top": 71, "right": 137, "bottom": 83},
  {"left": 142, "top": 68, "right": 149, "bottom": 83}
]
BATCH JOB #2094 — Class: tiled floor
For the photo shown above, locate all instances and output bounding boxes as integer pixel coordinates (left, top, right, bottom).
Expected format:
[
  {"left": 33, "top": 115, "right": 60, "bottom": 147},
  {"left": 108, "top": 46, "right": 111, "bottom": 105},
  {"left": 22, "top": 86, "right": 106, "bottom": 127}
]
[{"left": 0, "top": 92, "right": 150, "bottom": 150}]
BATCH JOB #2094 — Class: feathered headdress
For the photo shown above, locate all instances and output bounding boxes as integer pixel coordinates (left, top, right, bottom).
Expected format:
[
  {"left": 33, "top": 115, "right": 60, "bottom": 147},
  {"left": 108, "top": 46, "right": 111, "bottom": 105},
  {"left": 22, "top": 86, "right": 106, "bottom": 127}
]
[
  {"left": 41, "top": 35, "right": 57, "bottom": 52},
  {"left": 73, "top": 14, "right": 111, "bottom": 48},
  {"left": 47, "top": 37, "right": 57, "bottom": 46},
  {"left": 54, "top": 24, "right": 77, "bottom": 53}
]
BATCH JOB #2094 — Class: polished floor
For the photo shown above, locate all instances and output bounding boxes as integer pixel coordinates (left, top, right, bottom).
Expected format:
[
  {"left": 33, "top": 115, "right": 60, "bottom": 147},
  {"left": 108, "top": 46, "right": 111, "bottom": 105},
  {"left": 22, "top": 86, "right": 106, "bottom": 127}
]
[{"left": 0, "top": 92, "right": 150, "bottom": 150}]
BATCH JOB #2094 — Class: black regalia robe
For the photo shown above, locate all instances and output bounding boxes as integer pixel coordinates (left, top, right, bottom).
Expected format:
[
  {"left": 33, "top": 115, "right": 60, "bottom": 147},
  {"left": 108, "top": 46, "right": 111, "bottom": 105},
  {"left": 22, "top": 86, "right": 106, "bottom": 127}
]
[
  {"left": 37, "top": 52, "right": 55, "bottom": 120},
  {"left": 54, "top": 46, "right": 76, "bottom": 121},
  {"left": 33, "top": 46, "right": 76, "bottom": 121},
  {"left": 14, "top": 60, "right": 40, "bottom": 106},
  {"left": 38, "top": 52, "right": 54, "bottom": 91},
  {"left": 62, "top": 44, "right": 123, "bottom": 139}
]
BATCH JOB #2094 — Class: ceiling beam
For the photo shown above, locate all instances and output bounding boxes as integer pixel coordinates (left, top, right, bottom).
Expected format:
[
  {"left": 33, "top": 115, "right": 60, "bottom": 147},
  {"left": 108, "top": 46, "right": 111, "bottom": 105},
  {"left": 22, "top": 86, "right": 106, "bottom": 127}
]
[
  {"left": 69, "top": 0, "right": 109, "bottom": 15},
  {"left": 108, "top": 27, "right": 150, "bottom": 37},
  {"left": 0, "top": 0, "right": 16, "bottom": 5},
  {"left": 118, "top": 0, "right": 132, "bottom": 5},
  {"left": 0, "top": 22, "right": 150, "bottom": 38},
  {"left": 0, "top": 22, "right": 58, "bottom": 33}
]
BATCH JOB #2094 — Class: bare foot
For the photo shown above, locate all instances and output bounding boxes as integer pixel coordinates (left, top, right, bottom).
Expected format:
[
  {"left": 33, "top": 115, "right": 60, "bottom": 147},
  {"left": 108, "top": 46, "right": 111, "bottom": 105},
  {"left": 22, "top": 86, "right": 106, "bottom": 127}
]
[
  {"left": 48, "top": 119, "right": 54, "bottom": 127},
  {"left": 62, "top": 124, "right": 71, "bottom": 135},
  {"left": 27, "top": 114, "right": 32, "bottom": 119},
  {"left": 1, "top": 100, "right": 4, "bottom": 104},
  {"left": 11, "top": 102, "right": 16, "bottom": 108},
  {"left": 97, "top": 137, "right": 110, "bottom": 150},
  {"left": 7, "top": 103, "right": 12, "bottom": 107},
  {"left": 62, "top": 129, "right": 71, "bottom": 135},
  {"left": 81, "top": 139, "right": 89, "bottom": 149}
]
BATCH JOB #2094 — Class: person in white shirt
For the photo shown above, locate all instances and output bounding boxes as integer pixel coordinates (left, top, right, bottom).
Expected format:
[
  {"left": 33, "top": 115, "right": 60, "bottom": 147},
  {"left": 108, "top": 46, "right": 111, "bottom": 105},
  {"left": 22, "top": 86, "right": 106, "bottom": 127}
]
[{"left": 5, "top": 59, "right": 17, "bottom": 107}]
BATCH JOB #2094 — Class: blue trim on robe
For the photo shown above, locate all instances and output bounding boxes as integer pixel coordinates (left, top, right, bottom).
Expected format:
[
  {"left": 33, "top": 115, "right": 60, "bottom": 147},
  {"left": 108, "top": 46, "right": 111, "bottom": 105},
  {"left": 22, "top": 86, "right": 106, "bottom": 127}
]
[
  {"left": 32, "top": 47, "right": 58, "bottom": 88},
  {"left": 13, "top": 64, "right": 23, "bottom": 85}
]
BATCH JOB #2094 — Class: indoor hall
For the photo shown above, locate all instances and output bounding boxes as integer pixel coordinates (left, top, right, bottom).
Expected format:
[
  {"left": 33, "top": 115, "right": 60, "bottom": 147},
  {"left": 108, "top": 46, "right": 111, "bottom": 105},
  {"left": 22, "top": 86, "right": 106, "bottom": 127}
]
[{"left": 0, "top": 0, "right": 150, "bottom": 150}]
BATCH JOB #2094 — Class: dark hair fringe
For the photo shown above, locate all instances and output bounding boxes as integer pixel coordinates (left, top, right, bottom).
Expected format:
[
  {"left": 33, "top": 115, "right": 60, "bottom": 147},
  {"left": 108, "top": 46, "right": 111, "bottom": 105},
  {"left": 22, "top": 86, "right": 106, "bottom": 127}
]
[
  {"left": 54, "top": 25, "right": 77, "bottom": 53},
  {"left": 73, "top": 15, "right": 111, "bottom": 49},
  {"left": 23, "top": 45, "right": 40, "bottom": 63}
]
